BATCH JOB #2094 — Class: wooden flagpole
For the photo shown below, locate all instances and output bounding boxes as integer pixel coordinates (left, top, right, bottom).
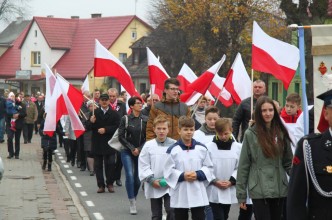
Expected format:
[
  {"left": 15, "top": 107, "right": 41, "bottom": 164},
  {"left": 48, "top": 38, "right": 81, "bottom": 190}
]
[{"left": 250, "top": 69, "right": 254, "bottom": 121}]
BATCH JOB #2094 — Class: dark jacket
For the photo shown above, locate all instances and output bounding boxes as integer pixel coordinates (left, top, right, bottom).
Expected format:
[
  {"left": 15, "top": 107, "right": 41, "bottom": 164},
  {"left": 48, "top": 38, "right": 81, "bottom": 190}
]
[
  {"left": 91, "top": 107, "right": 120, "bottom": 155},
  {"left": 119, "top": 113, "right": 148, "bottom": 151},
  {"left": 146, "top": 98, "right": 190, "bottom": 140},
  {"left": 110, "top": 100, "right": 127, "bottom": 118},
  {"left": 34, "top": 100, "right": 45, "bottom": 125},
  {"left": 232, "top": 97, "right": 258, "bottom": 142},
  {"left": 287, "top": 131, "right": 332, "bottom": 220},
  {"left": 6, "top": 101, "right": 26, "bottom": 130},
  {"left": 141, "top": 105, "right": 151, "bottom": 116},
  {"left": 39, "top": 118, "right": 58, "bottom": 151},
  {"left": 0, "top": 97, "right": 6, "bottom": 120}
]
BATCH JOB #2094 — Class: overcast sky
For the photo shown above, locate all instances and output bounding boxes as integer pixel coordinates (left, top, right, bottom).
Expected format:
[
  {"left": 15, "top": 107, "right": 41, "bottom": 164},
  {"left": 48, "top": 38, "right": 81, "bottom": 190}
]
[{"left": 0, "top": 0, "right": 153, "bottom": 31}]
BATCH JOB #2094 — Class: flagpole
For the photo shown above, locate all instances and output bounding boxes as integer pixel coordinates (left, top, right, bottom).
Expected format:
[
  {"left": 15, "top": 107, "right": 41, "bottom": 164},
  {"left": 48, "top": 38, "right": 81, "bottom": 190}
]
[
  {"left": 191, "top": 94, "right": 204, "bottom": 118},
  {"left": 288, "top": 24, "right": 310, "bottom": 135},
  {"left": 92, "top": 75, "right": 96, "bottom": 115},
  {"left": 250, "top": 69, "right": 254, "bottom": 121}
]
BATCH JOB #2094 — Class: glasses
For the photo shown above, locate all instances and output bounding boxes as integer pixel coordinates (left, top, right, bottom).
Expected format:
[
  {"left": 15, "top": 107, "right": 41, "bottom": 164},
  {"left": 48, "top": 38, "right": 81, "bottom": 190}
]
[
  {"left": 168, "top": 87, "right": 179, "bottom": 91},
  {"left": 153, "top": 99, "right": 159, "bottom": 102},
  {"left": 135, "top": 102, "right": 143, "bottom": 105}
]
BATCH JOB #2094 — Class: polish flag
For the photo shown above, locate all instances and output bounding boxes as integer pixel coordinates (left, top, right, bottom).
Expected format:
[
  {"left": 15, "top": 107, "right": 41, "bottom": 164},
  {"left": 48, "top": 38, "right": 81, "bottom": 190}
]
[
  {"left": 147, "top": 47, "right": 170, "bottom": 98},
  {"left": 252, "top": 21, "right": 299, "bottom": 89},
  {"left": 43, "top": 73, "right": 84, "bottom": 137},
  {"left": 209, "top": 74, "right": 233, "bottom": 107},
  {"left": 57, "top": 74, "right": 85, "bottom": 138},
  {"left": 177, "top": 63, "right": 214, "bottom": 103},
  {"left": 44, "top": 64, "right": 57, "bottom": 113},
  {"left": 180, "top": 56, "right": 226, "bottom": 105},
  {"left": 94, "top": 39, "right": 140, "bottom": 97},
  {"left": 224, "top": 53, "right": 251, "bottom": 104},
  {"left": 81, "top": 74, "right": 90, "bottom": 94}
]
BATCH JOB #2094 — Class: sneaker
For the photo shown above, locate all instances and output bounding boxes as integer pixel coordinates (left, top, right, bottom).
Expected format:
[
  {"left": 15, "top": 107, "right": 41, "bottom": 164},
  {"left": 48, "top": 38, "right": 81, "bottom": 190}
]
[
  {"left": 90, "top": 171, "right": 95, "bottom": 176},
  {"left": 15, "top": 155, "right": 19, "bottom": 159},
  {"left": 116, "top": 180, "right": 122, "bottom": 186},
  {"left": 129, "top": 199, "right": 137, "bottom": 215}
]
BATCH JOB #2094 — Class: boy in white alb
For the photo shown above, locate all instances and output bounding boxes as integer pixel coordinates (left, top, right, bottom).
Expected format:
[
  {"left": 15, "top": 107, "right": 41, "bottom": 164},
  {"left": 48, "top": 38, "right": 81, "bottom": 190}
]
[
  {"left": 206, "top": 118, "right": 242, "bottom": 219},
  {"left": 139, "top": 115, "right": 176, "bottom": 220},
  {"left": 164, "top": 116, "right": 214, "bottom": 220}
]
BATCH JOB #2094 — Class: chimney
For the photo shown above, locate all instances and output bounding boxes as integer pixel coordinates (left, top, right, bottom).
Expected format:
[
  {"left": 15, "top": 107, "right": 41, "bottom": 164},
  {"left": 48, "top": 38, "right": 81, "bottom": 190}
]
[
  {"left": 71, "top": 16, "right": 80, "bottom": 19},
  {"left": 91, "top": 13, "right": 102, "bottom": 18},
  {"left": 47, "top": 15, "right": 54, "bottom": 18}
]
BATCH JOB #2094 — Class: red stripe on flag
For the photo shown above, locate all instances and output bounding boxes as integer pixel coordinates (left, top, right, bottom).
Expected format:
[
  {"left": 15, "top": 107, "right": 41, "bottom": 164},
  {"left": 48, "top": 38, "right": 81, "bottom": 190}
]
[
  {"left": 252, "top": 45, "right": 296, "bottom": 90},
  {"left": 224, "top": 69, "right": 242, "bottom": 104}
]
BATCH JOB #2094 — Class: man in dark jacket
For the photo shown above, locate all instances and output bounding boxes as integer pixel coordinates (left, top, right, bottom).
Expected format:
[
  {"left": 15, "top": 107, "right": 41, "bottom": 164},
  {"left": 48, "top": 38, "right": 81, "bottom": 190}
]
[
  {"left": 108, "top": 88, "right": 127, "bottom": 186},
  {"left": 34, "top": 95, "right": 44, "bottom": 134},
  {"left": 6, "top": 94, "right": 27, "bottom": 159},
  {"left": 90, "top": 93, "right": 120, "bottom": 193},
  {"left": 232, "top": 80, "right": 266, "bottom": 142}
]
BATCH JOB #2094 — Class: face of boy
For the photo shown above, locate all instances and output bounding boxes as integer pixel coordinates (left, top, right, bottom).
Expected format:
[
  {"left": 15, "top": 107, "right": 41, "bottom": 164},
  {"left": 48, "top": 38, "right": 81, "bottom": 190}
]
[
  {"left": 217, "top": 127, "right": 232, "bottom": 142},
  {"left": 205, "top": 112, "right": 219, "bottom": 130},
  {"left": 285, "top": 101, "right": 300, "bottom": 116},
  {"left": 178, "top": 126, "right": 195, "bottom": 142},
  {"left": 153, "top": 122, "right": 169, "bottom": 141}
]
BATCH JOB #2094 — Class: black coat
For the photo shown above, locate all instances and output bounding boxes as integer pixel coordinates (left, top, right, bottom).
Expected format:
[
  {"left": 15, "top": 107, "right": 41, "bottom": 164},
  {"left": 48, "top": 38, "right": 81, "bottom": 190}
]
[
  {"left": 5, "top": 101, "right": 26, "bottom": 130},
  {"left": 287, "top": 131, "right": 332, "bottom": 219},
  {"left": 39, "top": 119, "right": 58, "bottom": 151},
  {"left": 34, "top": 100, "right": 45, "bottom": 124},
  {"left": 91, "top": 107, "right": 120, "bottom": 155}
]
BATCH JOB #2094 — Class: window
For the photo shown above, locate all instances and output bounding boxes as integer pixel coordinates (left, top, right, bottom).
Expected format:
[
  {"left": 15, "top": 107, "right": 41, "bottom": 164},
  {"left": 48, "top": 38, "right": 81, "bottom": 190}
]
[
  {"left": 31, "top": 51, "right": 41, "bottom": 66},
  {"left": 133, "top": 52, "right": 139, "bottom": 64},
  {"left": 272, "top": 82, "right": 278, "bottom": 100},
  {"left": 119, "top": 53, "right": 127, "bottom": 63},
  {"left": 140, "top": 83, "right": 146, "bottom": 94},
  {"left": 131, "top": 31, "right": 137, "bottom": 40},
  {"left": 35, "top": 30, "right": 37, "bottom": 37}
]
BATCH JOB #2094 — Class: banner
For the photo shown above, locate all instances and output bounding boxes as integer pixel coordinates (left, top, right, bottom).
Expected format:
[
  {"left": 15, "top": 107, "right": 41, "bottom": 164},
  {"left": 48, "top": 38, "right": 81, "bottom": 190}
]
[{"left": 311, "top": 25, "right": 332, "bottom": 131}]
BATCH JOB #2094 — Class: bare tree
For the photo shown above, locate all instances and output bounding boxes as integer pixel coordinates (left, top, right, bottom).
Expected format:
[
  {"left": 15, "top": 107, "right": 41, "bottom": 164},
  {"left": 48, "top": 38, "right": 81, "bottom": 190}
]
[{"left": 0, "top": 0, "right": 31, "bottom": 23}]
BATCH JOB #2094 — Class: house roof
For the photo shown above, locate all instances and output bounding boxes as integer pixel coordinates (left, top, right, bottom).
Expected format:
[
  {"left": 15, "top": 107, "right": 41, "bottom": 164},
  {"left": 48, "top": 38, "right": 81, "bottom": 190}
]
[
  {"left": 0, "top": 21, "right": 32, "bottom": 78},
  {"left": 0, "top": 19, "right": 30, "bottom": 46},
  {"left": 46, "top": 15, "right": 152, "bottom": 79}
]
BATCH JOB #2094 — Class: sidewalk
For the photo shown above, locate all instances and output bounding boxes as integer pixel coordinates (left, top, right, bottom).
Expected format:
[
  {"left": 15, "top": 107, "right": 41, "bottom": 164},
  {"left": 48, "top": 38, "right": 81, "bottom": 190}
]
[{"left": 0, "top": 133, "right": 85, "bottom": 220}]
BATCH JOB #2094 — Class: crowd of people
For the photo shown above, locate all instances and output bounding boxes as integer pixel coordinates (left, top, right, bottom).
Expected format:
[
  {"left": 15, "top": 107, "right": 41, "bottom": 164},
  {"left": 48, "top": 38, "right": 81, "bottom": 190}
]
[{"left": 1, "top": 77, "right": 332, "bottom": 220}]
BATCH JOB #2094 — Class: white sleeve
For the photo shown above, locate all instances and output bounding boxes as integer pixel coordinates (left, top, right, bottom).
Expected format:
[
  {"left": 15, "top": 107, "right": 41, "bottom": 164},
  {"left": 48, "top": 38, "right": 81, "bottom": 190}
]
[
  {"left": 200, "top": 149, "right": 214, "bottom": 183},
  {"left": 138, "top": 143, "right": 154, "bottom": 181},
  {"left": 164, "top": 152, "right": 183, "bottom": 189}
]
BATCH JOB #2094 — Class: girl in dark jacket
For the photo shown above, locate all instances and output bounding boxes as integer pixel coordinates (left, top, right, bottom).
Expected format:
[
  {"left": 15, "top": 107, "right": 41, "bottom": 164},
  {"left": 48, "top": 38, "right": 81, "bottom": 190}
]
[{"left": 39, "top": 113, "right": 59, "bottom": 171}]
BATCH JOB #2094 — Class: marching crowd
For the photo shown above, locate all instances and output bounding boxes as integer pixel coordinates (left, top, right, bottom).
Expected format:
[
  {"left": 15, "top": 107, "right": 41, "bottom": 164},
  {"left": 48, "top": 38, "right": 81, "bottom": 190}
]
[{"left": 1, "top": 77, "right": 332, "bottom": 220}]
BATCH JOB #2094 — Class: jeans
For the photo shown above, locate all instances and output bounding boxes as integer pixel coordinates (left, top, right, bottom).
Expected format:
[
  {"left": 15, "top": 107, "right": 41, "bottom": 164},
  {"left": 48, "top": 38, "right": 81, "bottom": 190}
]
[
  {"left": 121, "top": 149, "right": 140, "bottom": 199},
  {"left": 7, "top": 128, "right": 22, "bottom": 157},
  {"left": 0, "top": 117, "right": 5, "bottom": 141},
  {"left": 151, "top": 194, "right": 174, "bottom": 220}
]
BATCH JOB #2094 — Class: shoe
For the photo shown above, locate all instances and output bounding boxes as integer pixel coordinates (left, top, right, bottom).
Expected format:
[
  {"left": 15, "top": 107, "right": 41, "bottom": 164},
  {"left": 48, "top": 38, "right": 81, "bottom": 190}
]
[
  {"left": 97, "top": 187, "right": 105, "bottom": 193},
  {"left": 0, "top": 140, "right": 4, "bottom": 143},
  {"left": 80, "top": 167, "right": 86, "bottom": 171},
  {"left": 116, "top": 180, "right": 122, "bottom": 186},
  {"left": 90, "top": 171, "right": 95, "bottom": 176},
  {"left": 15, "top": 156, "right": 19, "bottom": 159},
  {"left": 129, "top": 199, "right": 137, "bottom": 215},
  {"left": 42, "top": 161, "right": 47, "bottom": 170},
  {"left": 47, "top": 163, "right": 52, "bottom": 171},
  {"left": 28, "top": 140, "right": 31, "bottom": 143},
  {"left": 7, "top": 155, "right": 13, "bottom": 159},
  {"left": 66, "top": 157, "right": 70, "bottom": 162},
  {"left": 24, "top": 141, "right": 27, "bottom": 144},
  {"left": 77, "top": 164, "right": 81, "bottom": 168},
  {"left": 107, "top": 185, "right": 115, "bottom": 193},
  {"left": 71, "top": 161, "right": 75, "bottom": 166}
]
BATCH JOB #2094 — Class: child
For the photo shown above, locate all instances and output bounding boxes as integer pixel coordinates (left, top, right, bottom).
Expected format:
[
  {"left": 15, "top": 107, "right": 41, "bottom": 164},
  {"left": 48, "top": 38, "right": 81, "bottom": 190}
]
[
  {"left": 6, "top": 92, "right": 19, "bottom": 131},
  {"left": 164, "top": 116, "right": 214, "bottom": 220},
  {"left": 280, "top": 93, "right": 302, "bottom": 123},
  {"left": 206, "top": 118, "right": 242, "bottom": 220},
  {"left": 193, "top": 106, "right": 220, "bottom": 144},
  {"left": 39, "top": 113, "right": 58, "bottom": 171},
  {"left": 139, "top": 115, "right": 176, "bottom": 220}
]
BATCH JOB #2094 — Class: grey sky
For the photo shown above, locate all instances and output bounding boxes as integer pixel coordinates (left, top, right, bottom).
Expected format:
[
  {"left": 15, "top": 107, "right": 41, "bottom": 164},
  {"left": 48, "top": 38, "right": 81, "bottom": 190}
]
[{"left": 0, "top": 0, "right": 152, "bottom": 31}]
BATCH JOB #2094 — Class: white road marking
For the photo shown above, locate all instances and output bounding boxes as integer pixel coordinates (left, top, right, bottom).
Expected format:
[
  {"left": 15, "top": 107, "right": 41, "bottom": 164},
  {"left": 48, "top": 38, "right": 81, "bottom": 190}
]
[
  {"left": 70, "top": 176, "right": 77, "bottom": 180},
  {"left": 86, "top": 201, "right": 95, "bottom": 207},
  {"left": 61, "top": 160, "right": 66, "bottom": 163},
  {"left": 63, "top": 164, "right": 69, "bottom": 168},
  {"left": 57, "top": 153, "right": 61, "bottom": 155},
  {"left": 58, "top": 156, "right": 64, "bottom": 159},
  {"left": 80, "top": 191, "right": 87, "bottom": 196},
  {"left": 67, "top": 170, "right": 73, "bottom": 174},
  {"left": 93, "top": 213, "right": 104, "bottom": 220},
  {"left": 75, "top": 183, "right": 82, "bottom": 188}
]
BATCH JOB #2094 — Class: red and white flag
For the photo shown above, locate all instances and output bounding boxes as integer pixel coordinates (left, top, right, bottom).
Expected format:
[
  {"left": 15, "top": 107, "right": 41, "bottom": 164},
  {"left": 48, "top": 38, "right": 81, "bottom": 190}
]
[
  {"left": 224, "top": 53, "right": 251, "bottom": 104},
  {"left": 147, "top": 47, "right": 170, "bottom": 98},
  {"left": 44, "top": 64, "right": 57, "bottom": 113},
  {"left": 181, "top": 56, "right": 226, "bottom": 105},
  {"left": 177, "top": 63, "right": 214, "bottom": 105},
  {"left": 94, "top": 39, "right": 140, "bottom": 97},
  {"left": 81, "top": 74, "right": 90, "bottom": 94},
  {"left": 208, "top": 74, "right": 233, "bottom": 107},
  {"left": 44, "top": 73, "right": 84, "bottom": 137},
  {"left": 252, "top": 21, "right": 299, "bottom": 89}
]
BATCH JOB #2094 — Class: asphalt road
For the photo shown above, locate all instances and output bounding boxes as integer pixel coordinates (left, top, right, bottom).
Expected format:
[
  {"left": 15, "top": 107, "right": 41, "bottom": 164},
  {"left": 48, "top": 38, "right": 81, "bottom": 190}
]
[{"left": 54, "top": 147, "right": 242, "bottom": 220}]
